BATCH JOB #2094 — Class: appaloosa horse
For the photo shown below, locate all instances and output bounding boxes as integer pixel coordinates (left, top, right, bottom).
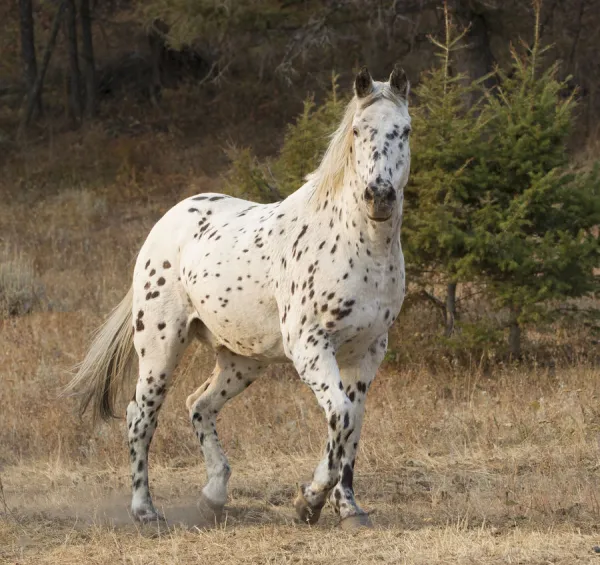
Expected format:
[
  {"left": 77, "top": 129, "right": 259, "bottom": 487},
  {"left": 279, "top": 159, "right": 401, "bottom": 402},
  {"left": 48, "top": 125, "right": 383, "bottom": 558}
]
[{"left": 65, "top": 65, "right": 411, "bottom": 529}]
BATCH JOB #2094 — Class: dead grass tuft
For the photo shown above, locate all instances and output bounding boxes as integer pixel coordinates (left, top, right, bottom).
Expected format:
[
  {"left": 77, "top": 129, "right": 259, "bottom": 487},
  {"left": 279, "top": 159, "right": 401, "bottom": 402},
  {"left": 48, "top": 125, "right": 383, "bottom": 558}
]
[{"left": 0, "top": 246, "right": 46, "bottom": 318}]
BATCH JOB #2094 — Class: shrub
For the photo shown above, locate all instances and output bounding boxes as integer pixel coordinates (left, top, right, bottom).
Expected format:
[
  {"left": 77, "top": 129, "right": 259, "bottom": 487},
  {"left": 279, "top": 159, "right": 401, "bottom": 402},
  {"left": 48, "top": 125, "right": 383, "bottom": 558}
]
[
  {"left": 223, "top": 146, "right": 281, "bottom": 202},
  {"left": 224, "top": 73, "right": 347, "bottom": 201}
]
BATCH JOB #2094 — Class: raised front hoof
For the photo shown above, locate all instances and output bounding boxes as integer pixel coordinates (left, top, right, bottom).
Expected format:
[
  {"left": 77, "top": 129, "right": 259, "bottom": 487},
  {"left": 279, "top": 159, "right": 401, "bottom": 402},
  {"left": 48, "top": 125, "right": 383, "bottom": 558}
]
[
  {"left": 340, "top": 513, "right": 373, "bottom": 530},
  {"left": 132, "top": 507, "right": 166, "bottom": 524},
  {"left": 294, "top": 488, "right": 323, "bottom": 525},
  {"left": 197, "top": 493, "right": 225, "bottom": 525}
]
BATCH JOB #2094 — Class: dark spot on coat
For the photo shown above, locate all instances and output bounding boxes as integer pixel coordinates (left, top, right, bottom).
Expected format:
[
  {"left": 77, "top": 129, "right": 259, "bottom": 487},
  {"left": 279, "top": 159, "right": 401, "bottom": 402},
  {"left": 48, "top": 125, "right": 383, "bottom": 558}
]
[{"left": 341, "top": 463, "right": 353, "bottom": 489}]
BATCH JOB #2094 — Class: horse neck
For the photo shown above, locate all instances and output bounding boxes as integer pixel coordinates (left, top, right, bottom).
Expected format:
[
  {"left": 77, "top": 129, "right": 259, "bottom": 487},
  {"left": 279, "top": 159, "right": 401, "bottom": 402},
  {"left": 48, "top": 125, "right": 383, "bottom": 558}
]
[{"left": 339, "top": 168, "right": 403, "bottom": 258}]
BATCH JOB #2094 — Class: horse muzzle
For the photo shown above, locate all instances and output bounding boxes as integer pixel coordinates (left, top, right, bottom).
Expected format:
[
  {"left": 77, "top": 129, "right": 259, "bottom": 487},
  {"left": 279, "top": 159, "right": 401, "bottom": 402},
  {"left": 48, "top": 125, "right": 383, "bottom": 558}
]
[{"left": 364, "top": 182, "right": 396, "bottom": 222}]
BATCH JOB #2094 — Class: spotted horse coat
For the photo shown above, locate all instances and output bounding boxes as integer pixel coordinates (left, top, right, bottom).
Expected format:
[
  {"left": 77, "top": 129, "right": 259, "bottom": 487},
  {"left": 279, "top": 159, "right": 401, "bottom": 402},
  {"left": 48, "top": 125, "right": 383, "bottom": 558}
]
[{"left": 64, "top": 65, "right": 412, "bottom": 529}]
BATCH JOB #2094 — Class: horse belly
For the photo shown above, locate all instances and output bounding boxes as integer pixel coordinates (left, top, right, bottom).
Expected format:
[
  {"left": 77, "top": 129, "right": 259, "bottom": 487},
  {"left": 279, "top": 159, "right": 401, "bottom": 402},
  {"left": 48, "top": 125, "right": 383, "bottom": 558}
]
[{"left": 181, "top": 240, "right": 285, "bottom": 360}]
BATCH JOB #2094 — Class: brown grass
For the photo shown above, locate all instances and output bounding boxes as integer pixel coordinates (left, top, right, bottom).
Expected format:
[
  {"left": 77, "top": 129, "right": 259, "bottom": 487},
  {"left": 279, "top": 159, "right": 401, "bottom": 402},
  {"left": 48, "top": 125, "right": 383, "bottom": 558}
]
[
  {"left": 2, "top": 311, "right": 600, "bottom": 563},
  {"left": 1, "top": 129, "right": 600, "bottom": 563}
]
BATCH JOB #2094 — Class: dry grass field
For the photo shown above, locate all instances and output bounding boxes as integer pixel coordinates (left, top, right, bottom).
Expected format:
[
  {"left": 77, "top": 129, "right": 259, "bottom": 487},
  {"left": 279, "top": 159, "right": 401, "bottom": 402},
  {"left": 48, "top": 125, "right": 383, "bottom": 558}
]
[{"left": 1, "top": 135, "right": 600, "bottom": 564}]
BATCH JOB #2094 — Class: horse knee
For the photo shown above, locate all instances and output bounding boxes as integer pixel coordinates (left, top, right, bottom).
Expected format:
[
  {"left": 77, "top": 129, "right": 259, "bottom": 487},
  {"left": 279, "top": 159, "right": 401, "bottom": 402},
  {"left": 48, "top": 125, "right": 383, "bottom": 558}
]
[{"left": 328, "top": 396, "right": 354, "bottom": 427}]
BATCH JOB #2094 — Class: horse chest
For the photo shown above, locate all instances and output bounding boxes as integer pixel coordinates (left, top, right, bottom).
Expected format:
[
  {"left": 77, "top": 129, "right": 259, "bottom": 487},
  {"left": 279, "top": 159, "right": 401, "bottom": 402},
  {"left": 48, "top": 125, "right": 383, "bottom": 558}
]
[
  {"left": 335, "top": 259, "right": 404, "bottom": 344},
  {"left": 281, "top": 240, "right": 405, "bottom": 358}
]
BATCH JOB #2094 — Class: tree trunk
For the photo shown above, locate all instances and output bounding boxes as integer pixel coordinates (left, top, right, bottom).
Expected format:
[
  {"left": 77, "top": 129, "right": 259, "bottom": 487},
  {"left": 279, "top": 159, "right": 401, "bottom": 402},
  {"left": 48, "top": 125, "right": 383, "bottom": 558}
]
[
  {"left": 508, "top": 306, "right": 522, "bottom": 359},
  {"left": 65, "top": 0, "right": 82, "bottom": 125},
  {"left": 19, "top": 0, "right": 66, "bottom": 134},
  {"left": 148, "top": 19, "right": 169, "bottom": 106},
  {"left": 79, "top": 0, "right": 96, "bottom": 117},
  {"left": 19, "top": 0, "right": 41, "bottom": 116},
  {"left": 445, "top": 282, "right": 457, "bottom": 337}
]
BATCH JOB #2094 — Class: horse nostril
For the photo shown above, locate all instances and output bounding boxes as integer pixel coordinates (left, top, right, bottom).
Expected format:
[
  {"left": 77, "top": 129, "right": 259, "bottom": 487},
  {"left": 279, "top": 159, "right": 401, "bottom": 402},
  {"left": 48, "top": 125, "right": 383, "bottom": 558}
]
[
  {"left": 364, "top": 187, "right": 374, "bottom": 201},
  {"left": 386, "top": 189, "right": 396, "bottom": 201}
]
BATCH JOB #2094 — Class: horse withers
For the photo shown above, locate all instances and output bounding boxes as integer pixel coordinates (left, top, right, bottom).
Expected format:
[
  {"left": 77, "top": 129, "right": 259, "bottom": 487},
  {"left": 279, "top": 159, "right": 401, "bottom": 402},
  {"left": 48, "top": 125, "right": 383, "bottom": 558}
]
[{"left": 64, "top": 65, "right": 411, "bottom": 529}]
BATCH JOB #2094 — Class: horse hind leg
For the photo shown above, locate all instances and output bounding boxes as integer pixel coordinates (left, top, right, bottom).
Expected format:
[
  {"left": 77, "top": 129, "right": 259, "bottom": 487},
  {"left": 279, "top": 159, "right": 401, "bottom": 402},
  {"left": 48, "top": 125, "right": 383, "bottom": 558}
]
[
  {"left": 187, "top": 348, "right": 264, "bottom": 515},
  {"left": 127, "top": 268, "right": 194, "bottom": 522}
]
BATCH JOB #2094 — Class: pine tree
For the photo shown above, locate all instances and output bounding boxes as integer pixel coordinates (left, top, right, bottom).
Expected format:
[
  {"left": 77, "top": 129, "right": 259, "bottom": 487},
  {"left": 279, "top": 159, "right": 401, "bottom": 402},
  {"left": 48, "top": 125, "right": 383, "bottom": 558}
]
[
  {"left": 466, "top": 3, "right": 600, "bottom": 357},
  {"left": 404, "top": 4, "right": 487, "bottom": 336}
]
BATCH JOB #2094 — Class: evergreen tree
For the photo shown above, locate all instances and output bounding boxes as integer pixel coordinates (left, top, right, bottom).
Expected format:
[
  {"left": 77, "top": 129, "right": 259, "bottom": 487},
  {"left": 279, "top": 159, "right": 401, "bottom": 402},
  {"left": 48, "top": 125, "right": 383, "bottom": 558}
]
[
  {"left": 466, "top": 4, "right": 600, "bottom": 357},
  {"left": 404, "top": 4, "right": 487, "bottom": 336}
]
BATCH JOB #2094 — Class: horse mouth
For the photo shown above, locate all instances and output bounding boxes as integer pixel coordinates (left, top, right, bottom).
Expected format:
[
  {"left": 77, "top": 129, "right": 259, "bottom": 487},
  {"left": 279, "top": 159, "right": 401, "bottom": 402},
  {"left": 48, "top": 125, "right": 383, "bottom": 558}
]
[{"left": 367, "top": 213, "right": 392, "bottom": 222}]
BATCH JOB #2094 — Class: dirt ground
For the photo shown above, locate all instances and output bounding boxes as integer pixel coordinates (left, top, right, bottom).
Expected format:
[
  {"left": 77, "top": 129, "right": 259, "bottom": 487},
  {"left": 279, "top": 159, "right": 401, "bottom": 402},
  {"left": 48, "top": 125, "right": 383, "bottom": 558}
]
[{"left": 2, "top": 461, "right": 600, "bottom": 565}]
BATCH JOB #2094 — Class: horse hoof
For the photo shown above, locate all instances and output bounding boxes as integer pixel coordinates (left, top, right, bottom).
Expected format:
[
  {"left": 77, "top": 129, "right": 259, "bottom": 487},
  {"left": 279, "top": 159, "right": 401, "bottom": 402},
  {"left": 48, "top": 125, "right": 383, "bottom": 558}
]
[
  {"left": 340, "top": 513, "right": 373, "bottom": 530},
  {"left": 197, "top": 493, "right": 224, "bottom": 524},
  {"left": 294, "top": 487, "right": 322, "bottom": 525},
  {"left": 132, "top": 508, "right": 166, "bottom": 523}
]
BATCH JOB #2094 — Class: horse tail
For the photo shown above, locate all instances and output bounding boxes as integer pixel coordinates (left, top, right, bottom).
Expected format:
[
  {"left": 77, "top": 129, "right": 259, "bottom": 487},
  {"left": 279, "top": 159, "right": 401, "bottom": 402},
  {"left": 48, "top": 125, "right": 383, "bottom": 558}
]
[{"left": 61, "top": 286, "right": 135, "bottom": 424}]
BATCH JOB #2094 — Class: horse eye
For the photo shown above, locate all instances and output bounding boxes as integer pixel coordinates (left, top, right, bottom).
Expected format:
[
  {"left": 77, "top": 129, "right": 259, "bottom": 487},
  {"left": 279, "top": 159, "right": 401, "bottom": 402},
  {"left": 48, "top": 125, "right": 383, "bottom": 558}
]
[
  {"left": 353, "top": 127, "right": 359, "bottom": 137},
  {"left": 403, "top": 126, "right": 411, "bottom": 138}
]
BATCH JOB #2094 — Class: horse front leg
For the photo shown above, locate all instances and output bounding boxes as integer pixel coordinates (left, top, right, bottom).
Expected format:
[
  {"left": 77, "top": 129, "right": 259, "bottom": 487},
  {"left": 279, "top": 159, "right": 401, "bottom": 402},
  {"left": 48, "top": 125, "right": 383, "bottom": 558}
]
[
  {"left": 329, "top": 335, "right": 387, "bottom": 528},
  {"left": 293, "top": 334, "right": 387, "bottom": 528},
  {"left": 291, "top": 341, "right": 359, "bottom": 526}
]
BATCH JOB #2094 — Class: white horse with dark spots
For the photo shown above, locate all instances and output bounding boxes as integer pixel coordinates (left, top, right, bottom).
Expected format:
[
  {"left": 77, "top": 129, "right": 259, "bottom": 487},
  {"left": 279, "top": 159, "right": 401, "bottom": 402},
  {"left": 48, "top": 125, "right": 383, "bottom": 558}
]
[{"left": 65, "top": 65, "right": 411, "bottom": 529}]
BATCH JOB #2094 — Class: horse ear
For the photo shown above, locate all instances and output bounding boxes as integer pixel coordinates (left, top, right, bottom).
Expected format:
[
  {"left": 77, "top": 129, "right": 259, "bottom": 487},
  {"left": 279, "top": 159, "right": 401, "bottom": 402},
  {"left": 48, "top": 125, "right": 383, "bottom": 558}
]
[
  {"left": 354, "top": 66, "right": 373, "bottom": 99},
  {"left": 389, "top": 64, "right": 410, "bottom": 100}
]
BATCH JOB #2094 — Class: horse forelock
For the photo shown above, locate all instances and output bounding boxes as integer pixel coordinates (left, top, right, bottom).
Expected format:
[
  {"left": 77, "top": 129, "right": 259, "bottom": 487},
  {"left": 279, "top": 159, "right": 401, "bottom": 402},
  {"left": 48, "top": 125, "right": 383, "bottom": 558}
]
[{"left": 307, "top": 82, "right": 409, "bottom": 208}]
